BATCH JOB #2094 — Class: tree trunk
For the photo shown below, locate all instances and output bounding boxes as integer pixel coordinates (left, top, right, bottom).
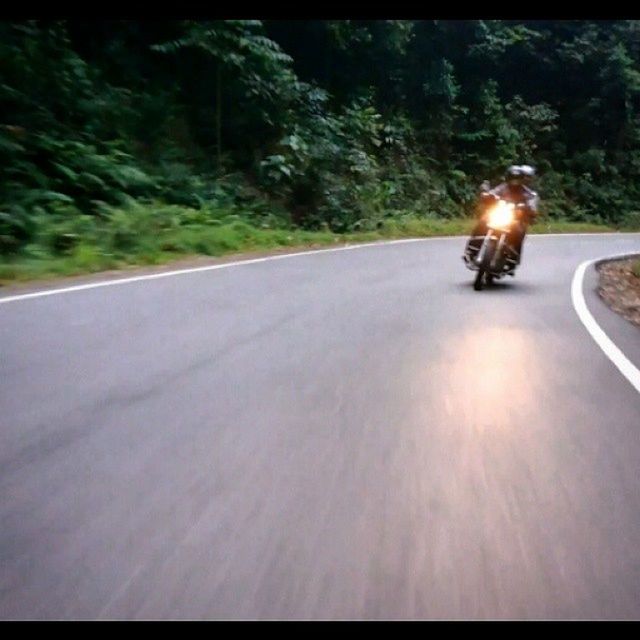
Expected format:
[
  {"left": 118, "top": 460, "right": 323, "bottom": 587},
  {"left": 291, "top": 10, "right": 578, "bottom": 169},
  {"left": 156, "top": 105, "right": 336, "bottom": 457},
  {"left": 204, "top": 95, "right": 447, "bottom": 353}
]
[{"left": 216, "top": 62, "right": 222, "bottom": 170}]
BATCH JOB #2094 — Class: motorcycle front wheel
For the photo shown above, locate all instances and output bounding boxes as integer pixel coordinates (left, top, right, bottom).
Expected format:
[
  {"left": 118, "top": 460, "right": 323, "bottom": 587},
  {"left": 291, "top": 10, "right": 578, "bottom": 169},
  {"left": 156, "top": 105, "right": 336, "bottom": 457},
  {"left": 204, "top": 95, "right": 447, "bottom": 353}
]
[
  {"left": 473, "top": 268, "right": 485, "bottom": 291},
  {"left": 473, "top": 240, "right": 496, "bottom": 291}
]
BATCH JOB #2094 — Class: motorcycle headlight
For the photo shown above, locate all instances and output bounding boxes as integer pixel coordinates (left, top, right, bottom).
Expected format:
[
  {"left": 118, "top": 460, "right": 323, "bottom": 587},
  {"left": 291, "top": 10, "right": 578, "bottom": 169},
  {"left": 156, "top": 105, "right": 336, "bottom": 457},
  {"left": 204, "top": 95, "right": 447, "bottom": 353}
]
[{"left": 488, "top": 201, "right": 515, "bottom": 228}]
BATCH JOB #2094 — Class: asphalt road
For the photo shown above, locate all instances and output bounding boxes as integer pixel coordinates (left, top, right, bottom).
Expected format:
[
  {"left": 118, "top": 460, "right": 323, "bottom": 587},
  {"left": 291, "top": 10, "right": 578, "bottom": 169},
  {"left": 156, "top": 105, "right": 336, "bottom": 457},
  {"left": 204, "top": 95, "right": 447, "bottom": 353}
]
[{"left": 1, "top": 233, "right": 640, "bottom": 620}]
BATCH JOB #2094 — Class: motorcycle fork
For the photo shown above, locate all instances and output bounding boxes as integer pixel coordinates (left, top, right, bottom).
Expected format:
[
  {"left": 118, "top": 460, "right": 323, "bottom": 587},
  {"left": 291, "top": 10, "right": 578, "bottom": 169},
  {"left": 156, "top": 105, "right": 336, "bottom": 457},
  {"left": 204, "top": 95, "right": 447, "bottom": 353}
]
[
  {"left": 476, "top": 232, "right": 493, "bottom": 265},
  {"left": 491, "top": 232, "right": 507, "bottom": 270}
]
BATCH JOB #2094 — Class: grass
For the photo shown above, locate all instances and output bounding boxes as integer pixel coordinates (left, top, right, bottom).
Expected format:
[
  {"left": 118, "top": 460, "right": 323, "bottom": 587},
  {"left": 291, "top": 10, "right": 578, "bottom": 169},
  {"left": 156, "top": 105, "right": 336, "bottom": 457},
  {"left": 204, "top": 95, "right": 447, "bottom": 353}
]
[
  {"left": 0, "top": 208, "right": 622, "bottom": 286},
  {"left": 632, "top": 260, "right": 640, "bottom": 279}
]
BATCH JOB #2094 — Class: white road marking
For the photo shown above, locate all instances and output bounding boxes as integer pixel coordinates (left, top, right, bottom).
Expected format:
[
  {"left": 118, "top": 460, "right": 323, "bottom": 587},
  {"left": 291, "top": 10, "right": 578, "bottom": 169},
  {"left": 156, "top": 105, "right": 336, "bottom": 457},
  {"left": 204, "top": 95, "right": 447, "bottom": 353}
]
[
  {"left": 0, "top": 232, "right": 634, "bottom": 306},
  {"left": 0, "top": 238, "right": 434, "bottom": 305},
  {"left": 571, "top": 253, "right": 640, "bottom": 394}
]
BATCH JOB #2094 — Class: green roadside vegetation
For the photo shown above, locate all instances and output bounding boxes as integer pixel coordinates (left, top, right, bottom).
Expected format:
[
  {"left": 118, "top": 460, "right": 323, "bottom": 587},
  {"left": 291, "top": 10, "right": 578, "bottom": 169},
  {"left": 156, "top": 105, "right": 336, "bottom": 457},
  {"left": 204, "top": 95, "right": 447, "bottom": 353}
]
[
  {"left": 2, "top": 21, "right": 640, "bottom": 286},
  {"left": 0, "top": 202, "right": 615, "bottom": 285}
]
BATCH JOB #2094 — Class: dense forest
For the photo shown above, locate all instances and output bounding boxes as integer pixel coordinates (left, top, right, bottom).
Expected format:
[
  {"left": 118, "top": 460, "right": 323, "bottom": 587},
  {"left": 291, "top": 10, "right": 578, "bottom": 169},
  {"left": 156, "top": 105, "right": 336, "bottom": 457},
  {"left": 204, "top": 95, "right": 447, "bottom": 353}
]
[{"left": 2, "top": 20, "right": 640, "bottom": 275}]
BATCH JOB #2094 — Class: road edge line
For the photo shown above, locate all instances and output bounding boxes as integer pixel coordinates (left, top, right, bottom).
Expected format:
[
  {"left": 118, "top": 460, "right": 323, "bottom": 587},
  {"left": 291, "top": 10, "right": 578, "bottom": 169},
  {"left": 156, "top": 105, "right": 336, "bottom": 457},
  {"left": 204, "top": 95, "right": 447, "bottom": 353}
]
[
  {"left": 571, "top": 252, "right": 640, "bottom": 394},
  {"left": 0, "top": 237, "right": 449, "bottom": 305},
  {"left": 0, "top": 232, "right": 636, "bottom": 306}
]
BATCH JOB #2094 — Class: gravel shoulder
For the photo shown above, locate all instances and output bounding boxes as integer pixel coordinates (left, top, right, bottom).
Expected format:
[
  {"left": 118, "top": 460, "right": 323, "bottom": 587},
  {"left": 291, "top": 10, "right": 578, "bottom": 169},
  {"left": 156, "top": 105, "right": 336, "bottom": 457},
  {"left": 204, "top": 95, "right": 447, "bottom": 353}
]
[{"left": 598, "top": 257, "right": 640, "bottom": 329}]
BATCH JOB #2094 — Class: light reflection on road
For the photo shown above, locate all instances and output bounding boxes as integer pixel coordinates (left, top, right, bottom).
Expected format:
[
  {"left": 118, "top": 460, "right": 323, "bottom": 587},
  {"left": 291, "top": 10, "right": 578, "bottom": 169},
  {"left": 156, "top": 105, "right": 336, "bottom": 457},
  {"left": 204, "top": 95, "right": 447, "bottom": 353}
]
[
  {"left": 396, "top": 324, "right": 557, "bottom": 617},
  {"left": 430, "top": 324, "right": 544, "bottom": 433}
]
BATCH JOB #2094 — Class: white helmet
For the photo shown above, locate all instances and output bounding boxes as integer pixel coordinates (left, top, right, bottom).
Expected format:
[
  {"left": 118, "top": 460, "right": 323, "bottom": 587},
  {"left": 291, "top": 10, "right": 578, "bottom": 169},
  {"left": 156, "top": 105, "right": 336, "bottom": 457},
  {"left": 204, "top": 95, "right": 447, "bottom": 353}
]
[
  {"left": 505, "top": 165, "right": 524, "bottom": 182},
  {"left": 519, "top": 164, "right": 535, "bottom": 177},
  {"left": 506, "top": 164, "right": 535, "bottom": 184}
]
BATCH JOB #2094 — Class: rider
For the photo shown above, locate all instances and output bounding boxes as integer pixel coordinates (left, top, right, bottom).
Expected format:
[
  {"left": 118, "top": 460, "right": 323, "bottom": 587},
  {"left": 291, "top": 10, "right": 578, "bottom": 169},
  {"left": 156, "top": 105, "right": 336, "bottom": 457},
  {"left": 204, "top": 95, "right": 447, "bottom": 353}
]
[{"left": 464, "top": 164, "right": 539, "bottom": 269}]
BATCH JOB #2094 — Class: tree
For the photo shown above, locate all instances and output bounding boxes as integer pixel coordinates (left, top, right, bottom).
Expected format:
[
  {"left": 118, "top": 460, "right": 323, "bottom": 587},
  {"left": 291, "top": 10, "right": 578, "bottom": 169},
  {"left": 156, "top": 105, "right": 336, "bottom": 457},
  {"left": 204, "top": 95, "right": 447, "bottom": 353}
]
[{"left": 152, "top": 20, "right": 295, "bottom": 169}]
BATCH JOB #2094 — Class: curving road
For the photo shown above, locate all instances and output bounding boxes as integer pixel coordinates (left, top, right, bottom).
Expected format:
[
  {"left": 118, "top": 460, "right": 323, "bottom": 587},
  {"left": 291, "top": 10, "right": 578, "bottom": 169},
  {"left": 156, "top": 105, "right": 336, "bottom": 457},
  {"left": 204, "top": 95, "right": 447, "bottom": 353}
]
[{"left": 1, "top": 233, "right": 640, "bottom": 620}]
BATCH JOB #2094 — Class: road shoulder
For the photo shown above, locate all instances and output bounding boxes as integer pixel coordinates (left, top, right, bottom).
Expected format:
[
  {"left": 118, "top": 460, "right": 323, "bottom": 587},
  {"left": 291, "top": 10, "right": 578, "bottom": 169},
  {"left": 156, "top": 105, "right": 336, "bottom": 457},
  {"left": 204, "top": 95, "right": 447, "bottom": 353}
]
[{"left": 580, "top": 258, "right": 640, "bottom": 389}]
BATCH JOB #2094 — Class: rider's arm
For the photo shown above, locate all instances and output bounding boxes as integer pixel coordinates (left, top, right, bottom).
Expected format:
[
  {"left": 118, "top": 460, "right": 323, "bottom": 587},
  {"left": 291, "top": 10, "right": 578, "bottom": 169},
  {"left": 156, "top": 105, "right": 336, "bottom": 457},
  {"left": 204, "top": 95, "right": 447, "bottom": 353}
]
[
  {"left": 525, "top": 190, "right": 539, "bottom": 221},
  {"left": 481, "top": 183, "right": 504, "bottom": 203}
]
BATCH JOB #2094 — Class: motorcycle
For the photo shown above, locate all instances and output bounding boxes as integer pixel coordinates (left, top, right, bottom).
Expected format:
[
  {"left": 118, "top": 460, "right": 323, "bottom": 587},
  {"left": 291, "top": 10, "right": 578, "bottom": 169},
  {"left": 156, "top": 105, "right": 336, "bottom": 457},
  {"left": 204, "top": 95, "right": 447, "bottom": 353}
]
[{"left": 463, "top": 198, "right": 524, "bottom": 291}]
